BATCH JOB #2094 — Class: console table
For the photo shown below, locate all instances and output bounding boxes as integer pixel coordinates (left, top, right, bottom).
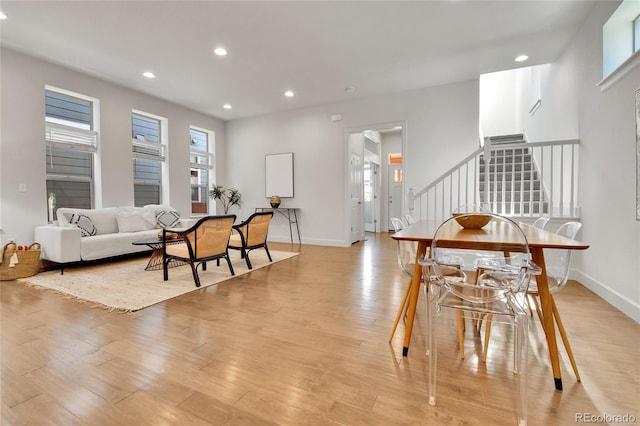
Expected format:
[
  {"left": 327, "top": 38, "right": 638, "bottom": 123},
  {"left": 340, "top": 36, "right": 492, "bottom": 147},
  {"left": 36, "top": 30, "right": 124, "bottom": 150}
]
[{"left": 255, "top": 207, "right": 301, "bottom": 244}]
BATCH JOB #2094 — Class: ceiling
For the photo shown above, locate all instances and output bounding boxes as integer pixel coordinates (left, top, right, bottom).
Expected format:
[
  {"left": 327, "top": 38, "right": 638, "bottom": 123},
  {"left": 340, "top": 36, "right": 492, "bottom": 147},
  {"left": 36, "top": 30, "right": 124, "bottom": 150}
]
[{"left": 0, "top": 1, "right": 596, "bottom": 121}]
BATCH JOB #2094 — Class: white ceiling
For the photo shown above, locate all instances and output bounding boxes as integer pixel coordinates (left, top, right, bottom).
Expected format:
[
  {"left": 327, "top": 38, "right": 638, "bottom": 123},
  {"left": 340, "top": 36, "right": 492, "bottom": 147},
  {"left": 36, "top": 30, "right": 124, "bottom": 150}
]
[{"left": 0, "top": 1, "right": 596, "bottom": 121}]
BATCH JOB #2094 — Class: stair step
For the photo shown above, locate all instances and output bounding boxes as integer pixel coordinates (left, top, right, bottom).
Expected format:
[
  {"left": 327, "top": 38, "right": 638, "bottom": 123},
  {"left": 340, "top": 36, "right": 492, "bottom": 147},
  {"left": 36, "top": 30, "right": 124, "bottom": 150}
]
[
  {"left": 480, "top": 153, "right": 532, "bottom": 164},
  {"left": 485, "top": 134, "right": 527, "bottom": 145},
  {"left": 480, "top": 191, "right": 544, "bottom": 202},
  {"left": 479, "top": 171, "right": 539, "bottom": 181},
  {"left": 482, "top": 163, "right": 534, "bottom": 173},
  {"left": 490, "top": 202, "right": 549, "bottom": 215},
  {"left": 479, "top": 180, "right": 540, "bottom": 191}
]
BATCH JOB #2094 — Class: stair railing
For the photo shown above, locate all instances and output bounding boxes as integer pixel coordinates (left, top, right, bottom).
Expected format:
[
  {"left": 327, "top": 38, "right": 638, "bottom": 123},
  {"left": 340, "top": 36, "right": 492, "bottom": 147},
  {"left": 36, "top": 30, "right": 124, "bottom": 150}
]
[{"left": 412, "top": 139, "right": 580, "bottom": 223}]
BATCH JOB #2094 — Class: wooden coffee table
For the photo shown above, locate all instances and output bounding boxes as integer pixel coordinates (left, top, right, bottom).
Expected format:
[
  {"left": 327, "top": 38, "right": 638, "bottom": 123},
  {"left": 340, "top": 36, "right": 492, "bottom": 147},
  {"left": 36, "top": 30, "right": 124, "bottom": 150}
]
[{"left": 132, "top": 237, "right": 188, "bottom": 271}]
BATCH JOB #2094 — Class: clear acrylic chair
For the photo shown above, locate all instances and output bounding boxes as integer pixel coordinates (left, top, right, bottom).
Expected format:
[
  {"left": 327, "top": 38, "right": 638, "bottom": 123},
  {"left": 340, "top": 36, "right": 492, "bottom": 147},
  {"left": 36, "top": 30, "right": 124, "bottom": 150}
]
[
  {"left": 390, "top": 217, "right": 414, "bottom": 275},
  {"left": 404, "top": 214, "right": 415, "bottom": 225},
  {"left": 389, "top": 216, "right": 464, "bottom": 343},
  {"left": 389, "top": 217, "right": 418, "bottom": 341},
  {"left": 527, "top": 221, "right": 583, "bottom": 381},
  {"left": 531, "top": 216, "right": 550, "bottom": 230},
  {"left": 419, "top": 213, "right": 532, "bottom": 426}
]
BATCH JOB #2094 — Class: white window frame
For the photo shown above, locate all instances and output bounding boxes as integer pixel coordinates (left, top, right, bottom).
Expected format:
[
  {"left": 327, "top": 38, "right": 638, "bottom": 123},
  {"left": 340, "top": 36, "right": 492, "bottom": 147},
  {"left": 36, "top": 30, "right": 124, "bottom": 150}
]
[
  {"left": 190, "top": 126, "right": 214, "bottom": 215},
  {"left": 45, "top": 86, "right": 100, "bottom": 216},
  {"left": 600, "top": 0, "right": 640, "bottom": 89},
  {"left": 132, "top": 110, "right": 167, "bottom": 207}
]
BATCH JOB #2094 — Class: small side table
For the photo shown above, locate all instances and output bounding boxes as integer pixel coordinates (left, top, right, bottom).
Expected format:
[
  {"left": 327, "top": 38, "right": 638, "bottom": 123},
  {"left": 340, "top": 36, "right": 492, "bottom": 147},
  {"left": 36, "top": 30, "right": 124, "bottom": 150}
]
[
  {"left": 255, "top": 207, "right": 301, "bottom": 244},
  {"left": 132, "top": 238, "right": 188, "bottom": 271}
]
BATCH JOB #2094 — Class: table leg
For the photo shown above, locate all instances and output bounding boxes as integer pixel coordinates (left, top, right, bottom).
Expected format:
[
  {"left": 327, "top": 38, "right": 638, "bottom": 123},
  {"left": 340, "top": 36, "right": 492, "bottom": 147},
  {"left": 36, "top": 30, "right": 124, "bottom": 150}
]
[
  {"left": 292, "top": 209, "right": 301, "bottom": 243},
  {"left": 389, "top": 275, "right": 414, "bottom": 342},
  {"left": 530, "top": 247, "right": 563, "bottom": 391},
  {"left": 402, "top": 240, "right": 428, "bottom": 356},
  {"left": 286, "top": 209, "right": 293, "bottom": 244},
  {"left": 144, "top": 242, "right": 188, "bottom": 271},
  {"left": 145, "top": 245, "right": 165, "bottom": 271}
]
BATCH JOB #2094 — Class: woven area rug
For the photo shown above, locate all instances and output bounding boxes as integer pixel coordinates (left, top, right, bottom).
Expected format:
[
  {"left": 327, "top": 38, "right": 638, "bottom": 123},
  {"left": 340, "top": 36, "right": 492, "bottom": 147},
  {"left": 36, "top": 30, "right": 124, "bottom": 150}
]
[{"left": 19, "top": 250, "right": 298, "bottom": 312}]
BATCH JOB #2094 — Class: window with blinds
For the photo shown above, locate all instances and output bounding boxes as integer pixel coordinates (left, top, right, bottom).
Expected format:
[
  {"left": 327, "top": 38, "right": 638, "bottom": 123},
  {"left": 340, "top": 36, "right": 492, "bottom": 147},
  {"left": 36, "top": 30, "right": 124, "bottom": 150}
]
[
  {"left": 45, "top": 89, "right": 97, "bottom": 217},
  {"left": 190, "top": 128, "right": 213, "bottom": 214},
  {"left": 132, "top": 112, "right": 165, "bottom": 207}
]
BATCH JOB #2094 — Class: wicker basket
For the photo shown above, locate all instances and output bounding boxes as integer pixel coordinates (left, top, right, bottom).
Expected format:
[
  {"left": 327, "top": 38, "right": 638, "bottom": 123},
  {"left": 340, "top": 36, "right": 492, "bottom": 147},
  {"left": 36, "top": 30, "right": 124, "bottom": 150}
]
[{"left": 0, "top": 242, "right": 41, "bottom": 281}]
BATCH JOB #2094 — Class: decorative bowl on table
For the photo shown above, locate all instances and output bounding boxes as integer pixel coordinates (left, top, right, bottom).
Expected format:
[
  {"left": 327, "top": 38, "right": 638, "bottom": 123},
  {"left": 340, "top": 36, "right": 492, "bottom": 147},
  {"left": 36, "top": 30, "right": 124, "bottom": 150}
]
[{"left": 452, "top": 213, "right": 492, "bottom": 229}]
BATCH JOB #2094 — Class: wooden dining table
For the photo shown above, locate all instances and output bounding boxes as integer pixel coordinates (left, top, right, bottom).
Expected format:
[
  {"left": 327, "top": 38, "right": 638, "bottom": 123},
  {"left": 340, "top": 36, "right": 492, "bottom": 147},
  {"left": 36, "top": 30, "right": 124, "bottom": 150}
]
[{"left": 391, "top": 219, "right": 589, "bottom": 391}]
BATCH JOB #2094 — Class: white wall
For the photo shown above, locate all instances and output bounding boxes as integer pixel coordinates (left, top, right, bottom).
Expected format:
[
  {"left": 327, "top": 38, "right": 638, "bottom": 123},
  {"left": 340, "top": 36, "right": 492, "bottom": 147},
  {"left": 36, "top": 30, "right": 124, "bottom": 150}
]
[
  {"left": 481, "top": 63, "right": 580, "bottom": 143},
  {"left": 480, "top": 69, "right": 523, "bottom": 137},
  {"left": 225, "top": 81, "right": 479, "bottom": 246},
  {"left": 0, "top": 48, "right": 226, "bottom": 245},
  {"left": 522, "top": 62, "right": 579, "bottom": 142},
  {"left": 528, "top": 2, "right": 640, "bottom": 322}
]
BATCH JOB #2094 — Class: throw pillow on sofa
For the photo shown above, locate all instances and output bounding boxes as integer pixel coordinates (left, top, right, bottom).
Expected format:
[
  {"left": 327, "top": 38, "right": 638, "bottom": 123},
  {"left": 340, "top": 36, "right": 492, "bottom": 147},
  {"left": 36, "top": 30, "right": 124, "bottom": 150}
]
[
  {"left": 62, "top": 212, "right": 97, "bottom": 237},
  {"left": 57, "top": 207, "right": 120, "bottom": 235},
  {"left": 116, "top": 211, "right": 149, "bottom": 233},
  {"left": 156, "top": 209, "right": 181, "bottom": 228}
]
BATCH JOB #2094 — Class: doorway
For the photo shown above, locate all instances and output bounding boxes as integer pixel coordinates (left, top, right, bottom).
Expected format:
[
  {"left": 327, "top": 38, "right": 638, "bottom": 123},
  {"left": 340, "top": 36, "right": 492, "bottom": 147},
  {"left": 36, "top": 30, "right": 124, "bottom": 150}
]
[{"left": 346, "top": 122, "right": 405, "bottom": 244}]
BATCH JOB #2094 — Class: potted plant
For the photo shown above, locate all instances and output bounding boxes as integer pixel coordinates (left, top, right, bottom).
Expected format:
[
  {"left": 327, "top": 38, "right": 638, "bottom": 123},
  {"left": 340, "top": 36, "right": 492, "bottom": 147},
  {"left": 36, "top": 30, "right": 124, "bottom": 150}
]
[{"left": 209, "top": 184, "right": 242, "bottom": 214}]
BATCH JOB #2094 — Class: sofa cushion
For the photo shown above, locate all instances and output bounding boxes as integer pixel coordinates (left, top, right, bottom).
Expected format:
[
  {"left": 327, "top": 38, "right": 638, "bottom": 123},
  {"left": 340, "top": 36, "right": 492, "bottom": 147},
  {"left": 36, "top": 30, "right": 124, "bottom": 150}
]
[
  {"left": 62, "top": 212, "right": 98, "bottom": 237},
  {"left": 117, "top": 207, "right": 157, "bottom": 230},
  {"left": 80, "top": 229, "right": 159, "bottom": 261},
  {"left": 57, "top": 207, "right": 120, "bottom": 235},
  {"left": 116, "top": 210, "right": 149, "bottom": 233}
]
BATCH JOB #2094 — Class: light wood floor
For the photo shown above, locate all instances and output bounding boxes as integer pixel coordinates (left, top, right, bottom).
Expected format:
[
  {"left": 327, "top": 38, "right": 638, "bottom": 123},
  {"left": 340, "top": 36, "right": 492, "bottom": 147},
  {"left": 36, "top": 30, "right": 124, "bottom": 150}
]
[{"left": 2, "top": 233, "right": 639, "bottom": 425}]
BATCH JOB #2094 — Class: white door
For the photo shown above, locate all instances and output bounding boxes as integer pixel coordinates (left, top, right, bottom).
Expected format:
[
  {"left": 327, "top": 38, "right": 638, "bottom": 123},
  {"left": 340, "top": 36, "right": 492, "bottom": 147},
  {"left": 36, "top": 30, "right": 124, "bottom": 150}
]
[
  {"left": 388, "top": 164, "right": 402, "bottom": 230},
  {"left": 350, "top": 151, "right": 364, "bottom": 243},
  {"left": 364, "top": 162, "right": 379, "bottom": 232}
]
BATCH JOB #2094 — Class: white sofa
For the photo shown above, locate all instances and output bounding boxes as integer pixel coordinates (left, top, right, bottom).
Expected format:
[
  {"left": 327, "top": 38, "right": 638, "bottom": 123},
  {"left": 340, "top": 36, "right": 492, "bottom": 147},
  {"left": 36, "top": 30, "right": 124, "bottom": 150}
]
[{"left": 34, "top": 205, "right": 196, "bottom": 265}]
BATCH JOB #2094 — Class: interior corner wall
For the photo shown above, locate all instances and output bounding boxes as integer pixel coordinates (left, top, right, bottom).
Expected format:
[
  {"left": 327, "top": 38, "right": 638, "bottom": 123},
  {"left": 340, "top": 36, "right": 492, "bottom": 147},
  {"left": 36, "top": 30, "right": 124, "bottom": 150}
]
[
  {"left": 0, "top": 48, "right": 226, "bottom": 245},
  {"left": 523, "top": 62, "right": 580, "bottom": 142},
  {"left": 225, "top": 80, "right": 479, "bottom": 246},
  {"left": 480, "top": 69, "right": 522, "bottom": 137},
  {"left": 531, "top": 1, "right": 640, "bottom": 322}
]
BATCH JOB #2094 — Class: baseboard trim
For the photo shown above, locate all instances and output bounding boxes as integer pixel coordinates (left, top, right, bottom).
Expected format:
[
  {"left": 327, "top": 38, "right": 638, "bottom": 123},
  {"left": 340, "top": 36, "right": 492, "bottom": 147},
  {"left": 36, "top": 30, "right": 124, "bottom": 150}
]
[
  {"left": 571, "top": 269, "right": 640, "bottom": 324},
  {"left": 267, "top": 235, "right": 348, "bottom": 247}
]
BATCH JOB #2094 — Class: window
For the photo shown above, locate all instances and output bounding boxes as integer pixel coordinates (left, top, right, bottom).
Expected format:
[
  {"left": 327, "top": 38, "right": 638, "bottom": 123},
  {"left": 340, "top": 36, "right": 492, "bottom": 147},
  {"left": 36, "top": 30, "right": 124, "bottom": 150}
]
[
  {"left": 132, "top": 112, "right": 166, "bottom": 207},
  {"left": 190, "top": 128, "right": 213, "bottom": 214},
  {"left": 602, "top": 0, "right": 640, "bottom": 80},
  {"left": 45, "top": 88, "right": 98, "bottom": 219}
]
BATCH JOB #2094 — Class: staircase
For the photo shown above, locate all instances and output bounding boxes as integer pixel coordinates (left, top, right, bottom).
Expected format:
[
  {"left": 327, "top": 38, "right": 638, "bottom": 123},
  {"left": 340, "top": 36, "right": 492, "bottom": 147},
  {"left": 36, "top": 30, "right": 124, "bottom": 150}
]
[
  {"left": 413, "top": 137, "right": 579, "bottom": 224},
  {"left": 479, "top": 134, "right": 549, "bottom": 215}
]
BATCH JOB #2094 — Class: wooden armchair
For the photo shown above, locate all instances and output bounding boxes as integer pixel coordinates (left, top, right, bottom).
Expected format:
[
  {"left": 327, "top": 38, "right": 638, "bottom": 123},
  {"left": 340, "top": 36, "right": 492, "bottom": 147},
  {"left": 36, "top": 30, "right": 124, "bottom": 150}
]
[
  {"left": 162, "top": 215, "right": 236, "bottom": 287},
  {"left": 228, "top": 211, "right": 273, "bottom": 269}
]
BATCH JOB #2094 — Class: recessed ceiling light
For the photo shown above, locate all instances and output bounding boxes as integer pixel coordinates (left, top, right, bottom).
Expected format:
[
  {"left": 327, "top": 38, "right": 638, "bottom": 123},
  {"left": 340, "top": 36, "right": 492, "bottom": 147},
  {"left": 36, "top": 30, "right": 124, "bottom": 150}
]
[
  {"left": 223, "top": 104, "right": 232, "bottom": 109},
  {"left": 142, "top": 71, "right": 155, "bottom": 79},
  {"left": 284, "top": 90, "right": 294, "bottom": 97},
  {"left": 214, "top": 47, "right": 227, "bottom": 56},
  {"left": 515, "top": 55, "right": 529, "bottom": 62},
  {"left": 0, "top": 11, "right": 7, "bottom": 19}
]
